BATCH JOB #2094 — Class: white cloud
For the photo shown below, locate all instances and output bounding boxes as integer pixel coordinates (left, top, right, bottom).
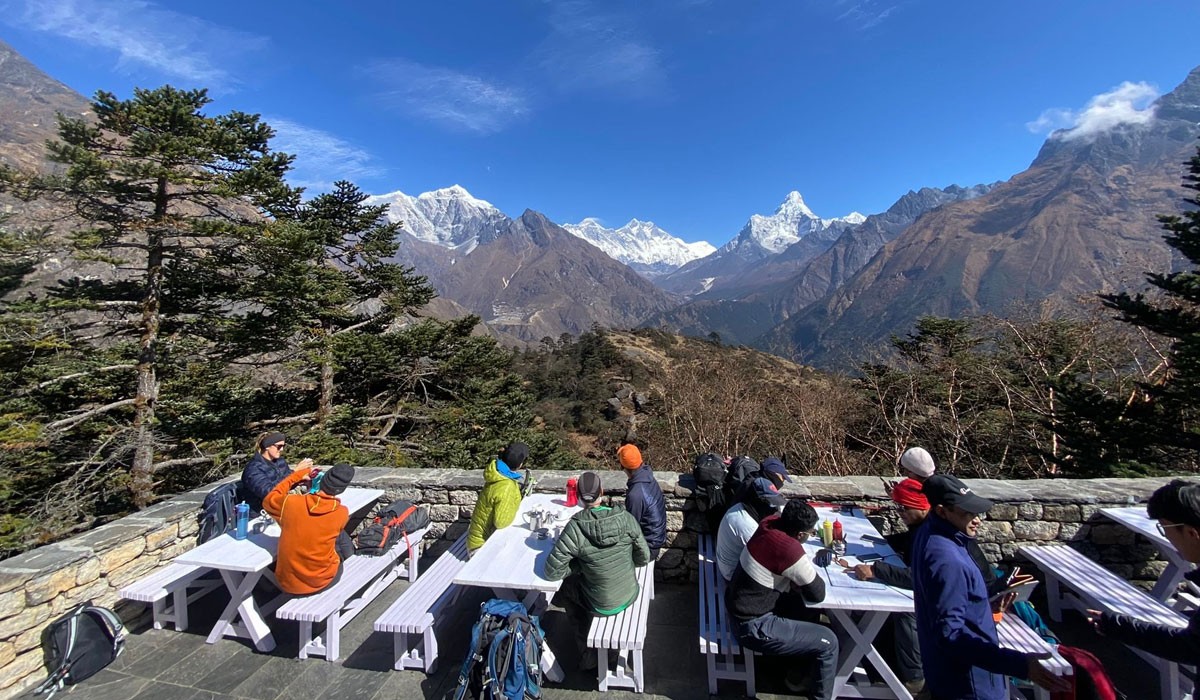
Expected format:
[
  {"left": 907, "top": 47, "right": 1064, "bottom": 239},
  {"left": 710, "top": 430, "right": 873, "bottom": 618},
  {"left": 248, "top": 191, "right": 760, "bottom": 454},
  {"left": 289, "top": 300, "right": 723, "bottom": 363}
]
[
  {"left": 365, "top": 59, "right": 530, "bottom": 135},
  {"left": 267, "top": 118, "right": 382, "bottom": 192},
  {"left": 533, "top": 1, "right": 667, "bottom": 97},
  {"left": 832, "top": 0, "right": 899, "bottom": 30},
  {"left": 2, "top": 0, "right": 264, "bottom": 88},
  {"left": 1027, "top": 81, "right": 1159, "bottom": 141}
]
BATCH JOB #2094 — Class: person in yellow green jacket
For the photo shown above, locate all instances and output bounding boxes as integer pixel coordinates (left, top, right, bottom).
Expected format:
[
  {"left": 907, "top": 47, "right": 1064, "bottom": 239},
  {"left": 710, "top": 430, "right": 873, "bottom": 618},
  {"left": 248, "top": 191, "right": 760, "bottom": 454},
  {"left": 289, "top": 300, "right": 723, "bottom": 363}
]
[{"left": 466, "top": 442, "right": 528, "bottom": 553}]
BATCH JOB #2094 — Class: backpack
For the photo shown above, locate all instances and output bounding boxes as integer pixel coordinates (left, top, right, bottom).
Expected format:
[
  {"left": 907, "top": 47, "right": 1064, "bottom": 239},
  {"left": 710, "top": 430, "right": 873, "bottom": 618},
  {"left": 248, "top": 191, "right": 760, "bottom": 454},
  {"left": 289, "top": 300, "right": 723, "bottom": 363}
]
[
  {"left": 691, "top": 453, "right": 729, "bottom": 531},
  {"left": 34, "top": 603, "right": 126, "bottom": 697},
  {"left": 724, "top": 456, "right": 762, "bottom": 501},
  {"left": 1051, "top": 645, "right": 1123, "bottom": 700},
  {"left": 197, "top": 480, "right": 242, "bottom": 544},
  {"left": 355, "top": 499, "right": 431, "bottom": 556},
  {"left": 450, "top": 598, "right": 544, "bottom": 700}
]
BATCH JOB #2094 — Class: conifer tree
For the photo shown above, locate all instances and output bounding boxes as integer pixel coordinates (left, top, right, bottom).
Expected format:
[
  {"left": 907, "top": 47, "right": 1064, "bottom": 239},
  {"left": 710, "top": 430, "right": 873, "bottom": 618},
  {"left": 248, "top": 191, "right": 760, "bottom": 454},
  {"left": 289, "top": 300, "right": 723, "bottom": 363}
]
[{"left": 6, "top": 86, "right": 296, "bottom": 506}]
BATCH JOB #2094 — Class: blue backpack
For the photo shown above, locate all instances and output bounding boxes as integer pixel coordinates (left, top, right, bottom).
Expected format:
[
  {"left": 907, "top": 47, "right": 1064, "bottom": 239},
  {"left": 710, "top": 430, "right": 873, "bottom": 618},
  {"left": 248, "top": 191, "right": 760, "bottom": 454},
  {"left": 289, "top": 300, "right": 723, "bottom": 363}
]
[
  {"left": 451, "top": 599, "right": 544, "bottom": 700},
  {"left": 197, "top": 481, "right": 243, "bottom": 544}
]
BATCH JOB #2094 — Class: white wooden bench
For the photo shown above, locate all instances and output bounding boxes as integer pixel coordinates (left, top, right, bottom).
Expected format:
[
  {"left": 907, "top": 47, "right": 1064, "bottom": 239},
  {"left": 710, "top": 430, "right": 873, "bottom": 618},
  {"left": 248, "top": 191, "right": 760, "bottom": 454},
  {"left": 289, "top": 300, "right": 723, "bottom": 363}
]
[
  {"left": 276, "top": 524, "right": 430, "bottom": 661},
  {"left": 1020, "top": 544, "right": 1191, "bottom": 700},
  {"left": 118, "top": 562, "right": 222, "bottom": 632},
  {"left": 995, "top": 614, "right": 1072, "bottom": 700},
  {"left": 698, "top": 534, "right": 756, "bottom": 697},
  {"left": 374, "top": 534, "right": 469, "bottom": 673},
  {"left": 587, "top": 564, "right": 653, "bottom": 692}
]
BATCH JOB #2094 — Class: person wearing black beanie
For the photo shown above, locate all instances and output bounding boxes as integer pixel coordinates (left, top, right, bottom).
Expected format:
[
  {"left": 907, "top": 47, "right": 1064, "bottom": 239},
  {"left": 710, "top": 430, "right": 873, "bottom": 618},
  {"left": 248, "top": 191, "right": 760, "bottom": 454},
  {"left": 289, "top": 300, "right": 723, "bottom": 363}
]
[{"left": 466, "top": 441, "right": 529, "bottom": 553}]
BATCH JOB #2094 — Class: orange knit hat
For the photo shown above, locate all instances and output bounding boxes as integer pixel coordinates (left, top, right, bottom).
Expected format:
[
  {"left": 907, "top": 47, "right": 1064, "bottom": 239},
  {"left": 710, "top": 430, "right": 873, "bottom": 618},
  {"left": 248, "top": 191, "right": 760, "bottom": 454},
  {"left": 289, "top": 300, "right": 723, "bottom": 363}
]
[{"left": 617, "top": 444, "right": 643, "bottom": 470}]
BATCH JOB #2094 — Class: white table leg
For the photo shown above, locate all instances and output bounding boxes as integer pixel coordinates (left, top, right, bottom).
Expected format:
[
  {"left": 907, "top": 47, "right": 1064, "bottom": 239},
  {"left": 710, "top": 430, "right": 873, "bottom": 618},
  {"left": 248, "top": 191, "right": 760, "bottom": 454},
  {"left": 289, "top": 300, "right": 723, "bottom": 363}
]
[
  {"left": 208, "top": 569, "right": 276, "bottom": 653},
  {"left": 1151, "top": 560, "right": 1186, "bottom": 603},
  {"left": 829, "top": 609, "right": 912, "bottom": 700}
]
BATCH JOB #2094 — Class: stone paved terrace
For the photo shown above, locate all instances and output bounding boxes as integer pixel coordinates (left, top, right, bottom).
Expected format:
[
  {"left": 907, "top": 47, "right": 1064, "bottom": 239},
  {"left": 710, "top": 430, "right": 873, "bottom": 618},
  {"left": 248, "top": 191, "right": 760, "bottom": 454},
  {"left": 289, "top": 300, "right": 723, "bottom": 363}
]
[{"left": 61, "top": 551, "right": 1159, "bottom": 700}]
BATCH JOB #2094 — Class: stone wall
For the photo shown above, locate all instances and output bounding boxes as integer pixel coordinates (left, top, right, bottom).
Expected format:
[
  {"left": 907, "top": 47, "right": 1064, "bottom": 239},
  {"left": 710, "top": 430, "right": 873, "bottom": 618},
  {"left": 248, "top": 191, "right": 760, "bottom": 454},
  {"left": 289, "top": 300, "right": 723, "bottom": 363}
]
[{"left": 0, "top": 470, "right": 1179, "bottom": 697}]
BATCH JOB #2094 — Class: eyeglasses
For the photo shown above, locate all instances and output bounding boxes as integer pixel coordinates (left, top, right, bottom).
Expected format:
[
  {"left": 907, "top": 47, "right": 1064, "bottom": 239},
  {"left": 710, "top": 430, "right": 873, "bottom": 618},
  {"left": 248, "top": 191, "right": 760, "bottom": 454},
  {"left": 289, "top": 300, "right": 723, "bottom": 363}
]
[
  {"left": 271, "top": 443, "right": 286, "bottom": 451},
  {"left": 1156, "top": 522, "right": 1186, "bottom": 536}
]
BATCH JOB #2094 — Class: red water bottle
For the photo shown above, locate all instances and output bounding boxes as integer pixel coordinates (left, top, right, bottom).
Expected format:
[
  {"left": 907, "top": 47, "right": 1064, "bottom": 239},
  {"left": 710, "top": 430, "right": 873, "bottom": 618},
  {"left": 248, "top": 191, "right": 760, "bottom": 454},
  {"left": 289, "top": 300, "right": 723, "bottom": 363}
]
[{"left": 565, "top": 478, "right": 578, "bottom": 507}]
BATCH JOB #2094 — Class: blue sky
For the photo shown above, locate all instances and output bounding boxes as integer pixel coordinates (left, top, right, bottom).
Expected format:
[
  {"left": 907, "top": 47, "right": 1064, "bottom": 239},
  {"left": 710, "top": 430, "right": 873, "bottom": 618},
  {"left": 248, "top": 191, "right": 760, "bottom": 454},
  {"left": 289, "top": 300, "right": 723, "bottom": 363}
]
[{"left": 2, "top": 1, "right": 1198, "bottom": 247}]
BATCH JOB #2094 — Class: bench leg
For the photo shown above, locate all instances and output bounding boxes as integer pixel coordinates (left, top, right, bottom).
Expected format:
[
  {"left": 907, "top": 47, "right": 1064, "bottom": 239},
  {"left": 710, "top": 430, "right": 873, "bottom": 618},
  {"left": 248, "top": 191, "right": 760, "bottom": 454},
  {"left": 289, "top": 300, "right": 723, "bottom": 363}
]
[
  {"left": 152, "top": 599, "right": 168, "bottom": 630},
  {"left": 326, "top": 611, "right": 341, "bottom": 662},
  {"left": 424, "top": 626, "right": 439, "bottom": 673},
  {"left": 299, "top": 621, "right": 313, "bottom": 660},
  {"left": 597, "top": 649, "right": 609, "bottom": 691},
  {"left": 1045, "top": 576, "right": 1063, "bottom": 623},
  {"left": 744, "top": 650, "right": 755, "bottom": 698},
  {"left": 173, "top": 587, "right": 189, "bottom": 632},
  {"left": 706, "top": 651, "right": 718, "bottom": 695}
]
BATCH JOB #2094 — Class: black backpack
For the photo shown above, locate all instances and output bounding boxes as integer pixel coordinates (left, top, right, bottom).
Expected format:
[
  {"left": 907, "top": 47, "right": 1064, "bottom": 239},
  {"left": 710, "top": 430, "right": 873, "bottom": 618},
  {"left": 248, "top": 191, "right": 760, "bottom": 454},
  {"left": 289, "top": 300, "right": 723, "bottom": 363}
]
[
  {"left": 724, "top": 456, "right": 763, "bottom": 505},
  {"left": 356, "top": 499, "right": 431, "bottom": 556},
  {"left": 691, "top": 453, "right": 729, "bottom": 531},
  {"left": 34, "top": 603, "right": 125, "bottom": 697},
  {"left": 197, "top": 480, "right": 242, "bottom": 544}
]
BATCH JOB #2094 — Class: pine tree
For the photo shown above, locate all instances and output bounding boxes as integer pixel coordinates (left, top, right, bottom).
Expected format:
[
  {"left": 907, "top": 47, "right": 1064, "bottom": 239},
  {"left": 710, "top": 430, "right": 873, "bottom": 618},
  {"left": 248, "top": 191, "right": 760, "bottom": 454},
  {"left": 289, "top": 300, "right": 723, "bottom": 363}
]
[
  {"left": 4, "top": 86, "right": 296, "bottom": 506},
  {"left": 1098, "top": 145, "right": 1200, "bottom": 468}
]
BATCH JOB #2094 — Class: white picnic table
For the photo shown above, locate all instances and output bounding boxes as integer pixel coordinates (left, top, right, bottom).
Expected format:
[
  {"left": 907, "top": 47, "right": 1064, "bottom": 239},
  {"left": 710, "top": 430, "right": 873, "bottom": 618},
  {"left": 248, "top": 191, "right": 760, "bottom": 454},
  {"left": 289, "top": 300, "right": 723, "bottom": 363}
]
[
  {"left": 453, "top": 493, "right": 581, "bottom": 682},
  {"left": 1101, "top": 506, "right": 1196, "bottom": 603},
  {"left": 807, "top": 506, "right": 916, "bottom": 700},
  {"left": 176, "top": 486, "right": 383, "bottom": 652}
]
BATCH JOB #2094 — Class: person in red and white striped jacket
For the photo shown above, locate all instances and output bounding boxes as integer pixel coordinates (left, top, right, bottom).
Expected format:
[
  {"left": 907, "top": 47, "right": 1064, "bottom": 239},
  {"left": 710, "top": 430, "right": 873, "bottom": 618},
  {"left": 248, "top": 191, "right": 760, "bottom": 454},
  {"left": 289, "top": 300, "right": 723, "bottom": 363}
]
[{"left": 726, "top": 499, "right": 838, "bottom": 699}]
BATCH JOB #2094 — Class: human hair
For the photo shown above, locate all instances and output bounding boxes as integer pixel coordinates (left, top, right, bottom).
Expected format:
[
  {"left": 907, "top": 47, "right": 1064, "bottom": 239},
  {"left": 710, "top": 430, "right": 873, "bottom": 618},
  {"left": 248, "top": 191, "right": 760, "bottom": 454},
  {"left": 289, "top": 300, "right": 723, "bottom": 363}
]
[
  {"left": 1147, "top": 479, "right": 1200, "bottom": 529},
  {"left": 778, "top": 499, "right": 819, "bottom": 537}
]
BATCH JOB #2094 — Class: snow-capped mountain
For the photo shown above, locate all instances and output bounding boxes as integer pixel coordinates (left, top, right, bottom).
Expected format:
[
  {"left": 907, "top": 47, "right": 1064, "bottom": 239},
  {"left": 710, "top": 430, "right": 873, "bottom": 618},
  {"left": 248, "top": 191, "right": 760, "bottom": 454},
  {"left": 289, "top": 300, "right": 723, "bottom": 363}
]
[
  {"left": 733, "top": 191, "right": 865, "bottom": 256},
  {"left": 366, "top": 185, "right": 509, "bottom": 251},
  {"left": 562, "top": 218, "right": 715, "bottom": 276}
]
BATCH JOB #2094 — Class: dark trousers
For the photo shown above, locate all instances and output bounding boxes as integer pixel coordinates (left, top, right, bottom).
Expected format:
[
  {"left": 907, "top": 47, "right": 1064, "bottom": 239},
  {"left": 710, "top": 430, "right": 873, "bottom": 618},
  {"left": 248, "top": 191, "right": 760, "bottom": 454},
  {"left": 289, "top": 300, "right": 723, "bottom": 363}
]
[
  {"left": 735, "top": 612, "right": 839, "bottom": 700},
  {"left": 892, "top": 612, "right": 923, "bottom": 683},
  {"left": 552, "top": 575, "right": 593, "bottom": 656}
]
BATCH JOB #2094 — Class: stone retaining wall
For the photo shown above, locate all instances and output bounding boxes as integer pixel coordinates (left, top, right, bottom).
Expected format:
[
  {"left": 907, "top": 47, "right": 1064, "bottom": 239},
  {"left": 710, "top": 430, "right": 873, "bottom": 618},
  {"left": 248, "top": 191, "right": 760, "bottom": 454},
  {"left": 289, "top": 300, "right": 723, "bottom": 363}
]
[{"left": 0, "top": 470, "right": 1178, "bottom": 697}]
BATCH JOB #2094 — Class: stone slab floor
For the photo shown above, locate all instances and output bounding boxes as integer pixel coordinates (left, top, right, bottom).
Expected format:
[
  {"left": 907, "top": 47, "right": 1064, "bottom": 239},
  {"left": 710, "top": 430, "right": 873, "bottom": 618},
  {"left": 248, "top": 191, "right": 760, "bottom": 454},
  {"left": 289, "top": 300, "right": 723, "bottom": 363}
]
[{"left": 56, "top": 547, "right": 1165, "bottom": 699}]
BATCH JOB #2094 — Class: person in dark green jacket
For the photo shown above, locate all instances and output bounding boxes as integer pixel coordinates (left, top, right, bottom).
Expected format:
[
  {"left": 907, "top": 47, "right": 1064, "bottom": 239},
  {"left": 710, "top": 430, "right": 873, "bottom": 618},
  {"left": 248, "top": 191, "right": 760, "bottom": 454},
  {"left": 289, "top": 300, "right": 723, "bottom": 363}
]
[
  {"left": 467, "top": 442, "right": 527, "bottom": 554},
  {"left": 546, "top": 471, "right": 651, "bottom": 671}
]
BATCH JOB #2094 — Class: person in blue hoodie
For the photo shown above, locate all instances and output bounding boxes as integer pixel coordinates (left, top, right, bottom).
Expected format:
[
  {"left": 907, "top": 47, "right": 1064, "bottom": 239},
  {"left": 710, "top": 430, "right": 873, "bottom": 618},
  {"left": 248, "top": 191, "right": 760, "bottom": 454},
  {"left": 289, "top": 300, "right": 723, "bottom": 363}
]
[
  {"left": 912, "top": 474, "right": 1069, "bottom": 699},
  {"left": 618, "top": 443, "right": 666, "bottom": 556},
  {"left": 241, "top": 432, "right": 312, "bottom": 513}
]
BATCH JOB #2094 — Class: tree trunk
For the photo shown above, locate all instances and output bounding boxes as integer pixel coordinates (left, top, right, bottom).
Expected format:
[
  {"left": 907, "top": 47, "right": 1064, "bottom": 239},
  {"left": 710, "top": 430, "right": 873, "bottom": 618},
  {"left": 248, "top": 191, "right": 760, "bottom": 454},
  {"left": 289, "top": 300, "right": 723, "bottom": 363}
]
[
  {"left": 130, "top": 176, "right": 168, "bottom": 507},
  {"left": 316, "top": 327, "right": 334, "bottom": 424}
]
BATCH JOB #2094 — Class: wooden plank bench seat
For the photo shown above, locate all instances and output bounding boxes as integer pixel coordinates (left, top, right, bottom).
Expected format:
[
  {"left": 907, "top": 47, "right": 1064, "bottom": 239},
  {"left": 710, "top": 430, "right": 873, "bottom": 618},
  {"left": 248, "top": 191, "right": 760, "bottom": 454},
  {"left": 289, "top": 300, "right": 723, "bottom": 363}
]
[
  {"left": 1020, "top": 544, "right": 1190, "bottom": 700},
  {"left": 118, "top": 562, "right": 222, "bottom": 632},
  {"left": 698, "top": 534, "right": 757, "bottom": 697},
  {"left": 276, "top": 524, "right": 430, "bottom": 661},
  {"left": 374, "top": 534, "right": 469, "bottom": 673},
  {"left": 587, "top": 563, "right": 653, "bottom": 692},
  {"left": 995, "top": 614, "right": 1072, "bottom": 700}
]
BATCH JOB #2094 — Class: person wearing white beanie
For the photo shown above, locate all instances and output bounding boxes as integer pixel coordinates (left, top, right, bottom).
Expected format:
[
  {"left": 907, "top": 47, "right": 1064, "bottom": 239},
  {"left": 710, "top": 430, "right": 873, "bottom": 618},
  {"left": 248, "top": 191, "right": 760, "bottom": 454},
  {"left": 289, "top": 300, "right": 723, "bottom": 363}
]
[{"left": 899, "top": 447, "right": 936, "bottom": 481}]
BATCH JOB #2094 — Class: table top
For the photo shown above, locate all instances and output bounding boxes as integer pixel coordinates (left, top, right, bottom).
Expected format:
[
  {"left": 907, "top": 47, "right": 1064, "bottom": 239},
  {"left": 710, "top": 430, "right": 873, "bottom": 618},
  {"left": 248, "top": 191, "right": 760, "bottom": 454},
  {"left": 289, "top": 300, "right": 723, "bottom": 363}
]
[
  {"left": 1101, "top": 506, "right": 1172, "bottom": 550},
  {"left": 805, "top": 506, "right": 915, "bottom": 613},
  {"left": 454, "top": 493, "right": 582, "bottom": 593},
  {"left": 176, "top": 487, "right": 383, "bottom": 573}
]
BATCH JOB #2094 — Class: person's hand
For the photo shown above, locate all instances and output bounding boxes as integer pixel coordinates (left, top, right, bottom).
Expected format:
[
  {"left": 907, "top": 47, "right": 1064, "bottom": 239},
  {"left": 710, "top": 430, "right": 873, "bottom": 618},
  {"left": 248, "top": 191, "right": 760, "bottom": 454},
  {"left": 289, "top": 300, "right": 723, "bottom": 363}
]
[
  {"left": 1026, "top": 653, "right": 1072, "bottom": 692},
  {"left": 992, "top": 591, "right": 1017, "bottom": 615},
  {"left": 294, "top": 457, "right": 314, "bottom": 472},
  {"left": 1086, "top": 608, "right": 1105, "bottom": 634},
  {"left": 838, "top": 559, "right": 875, "bottom": 580}
]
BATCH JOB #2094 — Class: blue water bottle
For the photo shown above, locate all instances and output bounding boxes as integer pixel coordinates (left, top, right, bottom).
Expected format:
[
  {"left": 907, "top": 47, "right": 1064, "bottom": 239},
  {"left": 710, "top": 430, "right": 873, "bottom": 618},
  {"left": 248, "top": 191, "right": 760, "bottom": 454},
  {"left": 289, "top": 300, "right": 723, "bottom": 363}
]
[{"left": 235, "top": 501, "right": 249, "bottom": 540}]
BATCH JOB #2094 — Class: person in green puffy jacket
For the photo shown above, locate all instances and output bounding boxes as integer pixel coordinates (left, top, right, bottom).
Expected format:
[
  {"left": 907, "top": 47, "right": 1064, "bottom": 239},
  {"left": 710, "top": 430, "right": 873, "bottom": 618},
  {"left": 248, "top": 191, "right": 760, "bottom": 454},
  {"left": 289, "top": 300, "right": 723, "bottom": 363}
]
[
  {"left": 546, "top": 471, "right": 651, "bottom": 670},
  {"left": 466, "top": 442, "right": 527, "bottom": 554}
]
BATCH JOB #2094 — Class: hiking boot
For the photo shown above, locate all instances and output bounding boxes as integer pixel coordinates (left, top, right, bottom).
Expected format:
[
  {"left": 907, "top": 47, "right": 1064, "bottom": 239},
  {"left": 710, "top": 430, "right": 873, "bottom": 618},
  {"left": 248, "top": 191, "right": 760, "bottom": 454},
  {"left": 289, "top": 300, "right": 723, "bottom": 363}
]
[
  {"left": 904, "top": 678, "right": 926, "bottom": 694},
  {"left": 579, "top": 651, "right": 598, "bottom": 672},
  {"left": 784, "top": 667, "right": 813, "bottom": 694}
]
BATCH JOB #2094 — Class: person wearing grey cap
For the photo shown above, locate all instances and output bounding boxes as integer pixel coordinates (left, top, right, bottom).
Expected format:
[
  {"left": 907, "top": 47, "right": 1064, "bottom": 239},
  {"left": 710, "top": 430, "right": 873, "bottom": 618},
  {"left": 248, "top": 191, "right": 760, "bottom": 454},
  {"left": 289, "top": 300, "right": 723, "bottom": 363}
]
[
  {"left": 545, "top": 471, "right": 650, "bottom": 671},
  {"left": 912, "top": 474, "right": 1069, "bottom": 699},
  {"left": 241, "top": 431, "right": 313, "bottom": 513}
]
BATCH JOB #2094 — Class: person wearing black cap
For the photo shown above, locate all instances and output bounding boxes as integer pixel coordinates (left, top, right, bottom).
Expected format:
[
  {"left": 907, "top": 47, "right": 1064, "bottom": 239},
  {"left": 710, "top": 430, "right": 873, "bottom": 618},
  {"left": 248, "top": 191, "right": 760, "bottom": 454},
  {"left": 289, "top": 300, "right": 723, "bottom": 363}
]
[
  {"left": 545, "top": 471, "right": 650, "bottom": 671},
  {"left": 715, "top": 477, "right": 785, "bottom": 581},
  {"left": 726, "top": 498, "right": 838, "bottom": 698},
  {"left": 912, "top": 474, "right": 1069, "bottom": 699},
  {"left": 241, "top": 431, "right": 313, "bottom": 513},
  {"left": 467, "top": 442, "right": 529, "bottom": 554},
  {"left": 1087, "top": 479, "right": 1200, "bottom": 668},
  {"left": 264, "top": 463, "right": 355, "bottom": 595}
]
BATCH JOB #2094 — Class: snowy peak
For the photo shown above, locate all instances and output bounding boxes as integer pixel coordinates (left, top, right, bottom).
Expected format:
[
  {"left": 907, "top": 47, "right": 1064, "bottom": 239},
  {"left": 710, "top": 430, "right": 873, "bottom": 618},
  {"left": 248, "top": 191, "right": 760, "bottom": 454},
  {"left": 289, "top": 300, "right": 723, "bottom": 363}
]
[
  {"left": 727, "top": 191, "right": 864, "bottom": 256},
  {"left": 562, "top": 217, "right": 715, "bottom": 273},
  {"left": 367, "top": 185, "right": 508, "bottom": 248}
]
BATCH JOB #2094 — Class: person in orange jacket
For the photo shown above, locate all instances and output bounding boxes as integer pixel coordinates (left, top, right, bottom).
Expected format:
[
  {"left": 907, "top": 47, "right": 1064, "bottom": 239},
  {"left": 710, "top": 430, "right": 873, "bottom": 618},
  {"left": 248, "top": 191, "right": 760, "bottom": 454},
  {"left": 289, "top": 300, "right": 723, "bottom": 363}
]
[{"left": 263, "top": 462, "right": 355, "bottom": 595}]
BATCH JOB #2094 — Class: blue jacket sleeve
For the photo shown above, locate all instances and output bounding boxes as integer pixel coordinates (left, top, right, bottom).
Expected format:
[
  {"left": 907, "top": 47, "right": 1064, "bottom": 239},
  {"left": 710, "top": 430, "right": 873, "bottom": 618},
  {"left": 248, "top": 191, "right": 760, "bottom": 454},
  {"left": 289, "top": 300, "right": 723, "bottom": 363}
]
[{"left": 926, "top": 551, "right": 1029, "bottom": 679}]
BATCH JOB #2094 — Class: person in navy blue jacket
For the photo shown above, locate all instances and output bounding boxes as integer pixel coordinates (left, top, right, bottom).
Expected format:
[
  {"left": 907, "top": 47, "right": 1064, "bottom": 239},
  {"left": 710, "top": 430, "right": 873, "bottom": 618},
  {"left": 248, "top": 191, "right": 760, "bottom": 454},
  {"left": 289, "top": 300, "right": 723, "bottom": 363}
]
[
  {"left": 912, "top": 475, "right": 1069, "bottom": 699},
  {"left": 618, "top": 443, "right": 666, "bottom": 555},
  {"left": 1088, "top": 479, "right": 1200, "bottom": 666},
  {"left": 241, "top": 431, "right": 312, "bottom": 513}
]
